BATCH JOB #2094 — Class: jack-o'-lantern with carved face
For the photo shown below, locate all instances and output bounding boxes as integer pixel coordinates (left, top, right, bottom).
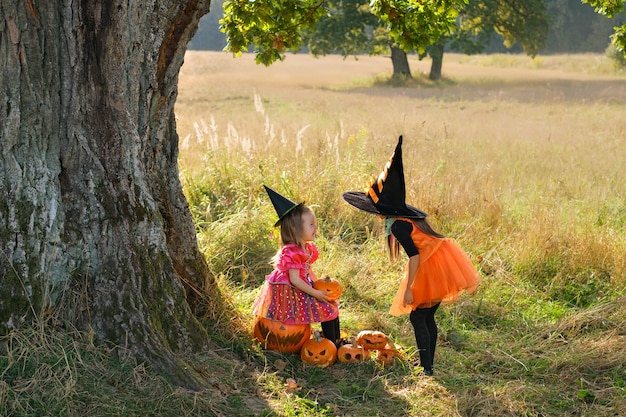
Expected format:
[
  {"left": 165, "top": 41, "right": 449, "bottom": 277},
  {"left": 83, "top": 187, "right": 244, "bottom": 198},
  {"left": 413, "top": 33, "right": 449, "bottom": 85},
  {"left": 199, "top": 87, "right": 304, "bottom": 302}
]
[
  {"left": 376, "top": 343, "right": 398, "bottom": 365},
  {"left": 337, "top": 338, "right": 371, "bottom": 363},
  {"left": 253, "top": 316, "right": 310, "bottom": 353},
  {"left": 300, "top": 331, "right": 337, "bottom": 367},
  {"left": 356, "top": 330, "right": 388, "bottom": 350}
]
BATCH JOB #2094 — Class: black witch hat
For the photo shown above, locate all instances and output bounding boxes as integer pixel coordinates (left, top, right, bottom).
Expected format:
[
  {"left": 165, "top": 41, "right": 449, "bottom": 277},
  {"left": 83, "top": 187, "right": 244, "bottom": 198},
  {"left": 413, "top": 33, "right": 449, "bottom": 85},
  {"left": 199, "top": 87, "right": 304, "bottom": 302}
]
[
  {"left": 264, "top": 185, "right": 305, "bottom": 226},
  {"left": 342, "top": 136, "right": 427, "bottom": 219}
]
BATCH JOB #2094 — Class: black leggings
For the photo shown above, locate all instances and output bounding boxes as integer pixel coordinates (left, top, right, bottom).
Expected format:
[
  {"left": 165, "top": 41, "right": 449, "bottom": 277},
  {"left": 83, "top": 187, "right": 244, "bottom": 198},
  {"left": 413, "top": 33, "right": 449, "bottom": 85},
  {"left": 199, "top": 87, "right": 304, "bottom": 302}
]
[
  {"left": 409, "top": 303, "right": 440, "bottom": 372},
  {"left": 321, "top": 317, "right": 341, "bottom": 345}
]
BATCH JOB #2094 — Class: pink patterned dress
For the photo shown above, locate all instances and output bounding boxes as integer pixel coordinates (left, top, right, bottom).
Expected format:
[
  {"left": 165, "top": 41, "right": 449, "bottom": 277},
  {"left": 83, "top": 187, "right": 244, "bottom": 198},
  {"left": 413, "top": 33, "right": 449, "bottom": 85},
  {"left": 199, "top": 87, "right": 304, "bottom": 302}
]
[{"left": 253, "top": 243, "right": 339, "bottom": 324}]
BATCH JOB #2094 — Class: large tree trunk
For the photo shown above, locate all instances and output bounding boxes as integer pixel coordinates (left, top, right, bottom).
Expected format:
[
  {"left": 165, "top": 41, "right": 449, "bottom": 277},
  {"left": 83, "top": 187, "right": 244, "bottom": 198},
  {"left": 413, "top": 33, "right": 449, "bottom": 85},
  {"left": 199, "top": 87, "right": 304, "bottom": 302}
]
[
  {"left": 390, "top": 45, "right": 412, "bottom": 78},
  {"left": 1, "top": 0, "right": 214, "bottom": 388},
  {"left": 428, "top": 41, "right": 445, "bottom": 81}
]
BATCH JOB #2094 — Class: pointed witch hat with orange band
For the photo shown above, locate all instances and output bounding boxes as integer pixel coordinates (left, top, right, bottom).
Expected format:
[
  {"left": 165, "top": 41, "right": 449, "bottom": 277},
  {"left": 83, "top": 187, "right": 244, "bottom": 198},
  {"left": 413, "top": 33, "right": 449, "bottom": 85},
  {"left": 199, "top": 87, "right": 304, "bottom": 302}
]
[
  {"left": 342, "top": 136, "right": 427, "bottom": 219},
  {"left": 264, "top": 185, "right": 305, "bottom": 226}
]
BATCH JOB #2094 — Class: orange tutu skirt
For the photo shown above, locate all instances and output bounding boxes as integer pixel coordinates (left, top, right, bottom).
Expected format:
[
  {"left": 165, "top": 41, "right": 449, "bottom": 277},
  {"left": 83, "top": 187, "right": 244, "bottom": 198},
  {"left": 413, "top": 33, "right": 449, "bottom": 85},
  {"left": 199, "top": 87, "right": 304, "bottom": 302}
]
[{"left": 389, "top": 238, "right": 481, "bottom": 316}]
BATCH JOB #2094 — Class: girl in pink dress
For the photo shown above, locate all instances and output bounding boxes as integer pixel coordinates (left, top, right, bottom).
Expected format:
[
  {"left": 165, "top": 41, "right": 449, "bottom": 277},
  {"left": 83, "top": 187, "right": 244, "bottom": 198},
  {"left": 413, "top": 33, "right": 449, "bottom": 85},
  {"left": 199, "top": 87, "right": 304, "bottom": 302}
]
[{"left": 253, "top": 186, "right": 341, "bottom": 345}]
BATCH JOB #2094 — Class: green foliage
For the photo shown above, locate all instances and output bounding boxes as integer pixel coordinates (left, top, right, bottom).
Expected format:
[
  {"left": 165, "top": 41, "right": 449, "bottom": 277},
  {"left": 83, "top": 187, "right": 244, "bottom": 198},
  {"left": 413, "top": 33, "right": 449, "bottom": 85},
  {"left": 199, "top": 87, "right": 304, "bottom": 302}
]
[
  {"left": 220, "top": 0, "right": 465, "bottom": 64},
  {"left": 220, "top": 0, "right": 326, "bottom": 65},
  {"left": 584, "top": 0, "right": 625, "bottom": 16},
  {"left": 304, "top": 0, "right": 383, "bottom": 57},
  {"left": 615, "top": 22, "right": 626, "bottom": 53},
  {"left": 219, "top": 0, "right": 550, "bottom": 77},
  {"left": 192, "top": 0, "right": 623, "bottom": 55},
  {"left": 451, "top": 0, "right": 549, "bottom": 57},
  {"left": 202, "top": 0, "right": 626, "bottom": 69},
  {"left": 370, "top": 0, "right": 464, "bottom": 55}
]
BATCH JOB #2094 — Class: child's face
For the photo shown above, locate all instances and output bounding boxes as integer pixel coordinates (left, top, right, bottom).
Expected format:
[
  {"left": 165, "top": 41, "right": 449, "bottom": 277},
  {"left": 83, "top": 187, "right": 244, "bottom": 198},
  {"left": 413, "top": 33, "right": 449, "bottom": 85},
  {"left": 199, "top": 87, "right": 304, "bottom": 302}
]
[{"left": 301, "top": 211, "right": 318, "bottom": 242}]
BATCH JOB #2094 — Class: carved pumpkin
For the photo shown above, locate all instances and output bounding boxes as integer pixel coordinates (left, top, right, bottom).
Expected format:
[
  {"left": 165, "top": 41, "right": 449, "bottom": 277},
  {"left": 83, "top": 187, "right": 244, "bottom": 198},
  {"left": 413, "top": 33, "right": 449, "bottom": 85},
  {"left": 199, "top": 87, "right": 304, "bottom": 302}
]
[
  {"left": 356, "top": 330, "right": 388, "bottom": 350},
  {"left": 253, "top": 316, "right": 310, "bottom": 353},
  {"left": 312, "top": 275, "right": 343, "bottom": 300},
  {"left": 337, "top": 338, "right": 371, "bottom": 363},
  {"left": 300, "top": 330, "right": 337, "bottom": 367},
  {"left": 376, "top": 343, "right": 397, "bottom": 365}
]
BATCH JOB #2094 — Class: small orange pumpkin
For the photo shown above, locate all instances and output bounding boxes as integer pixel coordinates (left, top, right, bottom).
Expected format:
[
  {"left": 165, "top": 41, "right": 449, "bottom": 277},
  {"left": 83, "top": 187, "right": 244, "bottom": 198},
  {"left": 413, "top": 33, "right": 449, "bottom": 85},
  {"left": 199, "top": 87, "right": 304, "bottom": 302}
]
[
  {"left": 312, "top": 275, "right": 343, "bottom": 300},
  {"left": 337, "top": 338, "right": 371, "bottom": 363},
  {"left": 376, "top": 343, "right": 397, "bottom": 365},
  {"left": 356, "top": 330, "right": 388, "bottom": 350},
  {"left": 300, "top": 330, "right": 337, "bottom": 367},
  {"left": 253, "top": 316, "right": 310, "bottom": 353}
]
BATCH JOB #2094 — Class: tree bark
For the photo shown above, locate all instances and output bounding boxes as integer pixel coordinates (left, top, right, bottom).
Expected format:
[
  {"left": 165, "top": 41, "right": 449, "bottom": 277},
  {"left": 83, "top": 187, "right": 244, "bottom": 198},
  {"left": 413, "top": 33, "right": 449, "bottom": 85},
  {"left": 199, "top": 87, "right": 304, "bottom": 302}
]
[
  {"left": 390, "top": 45, "right": 412, "bottom": 78},
  {"left": 428, "top": 41, "right": 445, "bottom": 81},
  {"left": 1, "top": 0, "right": 214, "bottom": 388}
]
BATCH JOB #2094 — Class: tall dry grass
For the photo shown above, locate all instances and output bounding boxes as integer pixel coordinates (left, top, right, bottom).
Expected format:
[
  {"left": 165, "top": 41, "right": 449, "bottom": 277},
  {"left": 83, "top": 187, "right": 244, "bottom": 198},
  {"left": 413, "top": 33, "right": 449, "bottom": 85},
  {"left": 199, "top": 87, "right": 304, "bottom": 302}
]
[{"left": 178, "top": 52, "right": 626, "bottom": 301}]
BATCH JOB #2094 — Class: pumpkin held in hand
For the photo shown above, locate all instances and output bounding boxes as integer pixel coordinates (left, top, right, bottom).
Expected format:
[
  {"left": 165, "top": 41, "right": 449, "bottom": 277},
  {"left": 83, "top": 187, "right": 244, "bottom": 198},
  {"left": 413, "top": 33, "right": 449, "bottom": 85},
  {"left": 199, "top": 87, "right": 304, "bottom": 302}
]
[
  {"left": 253, "top": 316, "right": 310, "bottom": 353},
  {"left": 312, "top": 275, "right": 343, "bottom": 300},
  {"left": 337, "top": 338, "right": 371, "bottom": 363},
  {"left": 356, "top": 330, "right": 388, "bottom": 350},
  {"left": 300, "top": 330, "right": 337, "bottom": 367}
]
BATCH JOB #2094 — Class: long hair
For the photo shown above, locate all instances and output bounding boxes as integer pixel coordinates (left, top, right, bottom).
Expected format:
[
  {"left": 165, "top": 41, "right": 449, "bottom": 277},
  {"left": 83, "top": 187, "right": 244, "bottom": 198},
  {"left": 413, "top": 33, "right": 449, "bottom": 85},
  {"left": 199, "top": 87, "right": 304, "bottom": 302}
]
[
  {"left": 271, "top": 205, "right": 313, "bottom": 265},
  {"left": 388, "top": 217, "right": 445, "bottom": 261}
]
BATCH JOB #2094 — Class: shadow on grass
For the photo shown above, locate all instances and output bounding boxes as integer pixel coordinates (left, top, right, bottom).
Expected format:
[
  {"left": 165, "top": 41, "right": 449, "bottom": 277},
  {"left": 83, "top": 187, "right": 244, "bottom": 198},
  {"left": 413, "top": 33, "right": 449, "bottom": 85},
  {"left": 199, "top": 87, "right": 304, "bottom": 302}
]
[{"left": 346, "top": 73, "right": 626, "bottom": 105}]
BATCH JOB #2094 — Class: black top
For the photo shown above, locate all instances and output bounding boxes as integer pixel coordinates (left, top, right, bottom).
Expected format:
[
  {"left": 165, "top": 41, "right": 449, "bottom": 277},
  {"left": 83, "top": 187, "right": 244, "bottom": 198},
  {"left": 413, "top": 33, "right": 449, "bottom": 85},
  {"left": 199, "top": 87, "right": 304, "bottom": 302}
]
[{"left": 391, "top": 219, "right": 419, "bottom": 257}]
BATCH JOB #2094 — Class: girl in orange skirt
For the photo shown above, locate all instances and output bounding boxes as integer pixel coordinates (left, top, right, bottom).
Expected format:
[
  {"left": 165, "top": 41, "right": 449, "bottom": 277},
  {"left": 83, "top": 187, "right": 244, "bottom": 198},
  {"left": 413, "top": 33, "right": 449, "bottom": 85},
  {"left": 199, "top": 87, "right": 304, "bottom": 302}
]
[{"left": 343, "top": 136, "right": 481, "bottom": 375}]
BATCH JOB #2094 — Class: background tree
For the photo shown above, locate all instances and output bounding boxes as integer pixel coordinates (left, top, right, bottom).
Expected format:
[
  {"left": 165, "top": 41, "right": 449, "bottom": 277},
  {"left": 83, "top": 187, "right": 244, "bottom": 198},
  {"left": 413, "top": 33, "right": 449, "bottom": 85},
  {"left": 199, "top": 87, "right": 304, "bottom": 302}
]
[
  {"left": 220, "top": 0, "right": 462, "bottom": 71},
  {"left": 428, "top": 0, "right": 549, "bottom": 80},
  {"left": 218, "top": 0, "right": 624, "bottom": 79},
  {"left": 0, "top": 0, "right": 220, "bottom": 388},
  {"left": 545, "top": 0, "right": 623, "bottom": 53},
  {"left": 322, "top": 0, "right": 549, "bottom": 80},
  {"left": 194, "top": 0, "right": 625, "bottom": 55},
  {"left": 245, "top": 0, "right": 547, "bottom": 80},
  {"left": 370, "top": 0, "right": 461, "bottom": 77},
  {"left": 302, "top": 0, "right": 459, "bottom": 77},
  {"left": 583, "top": 0, "right": 626, "bottom": 55}
]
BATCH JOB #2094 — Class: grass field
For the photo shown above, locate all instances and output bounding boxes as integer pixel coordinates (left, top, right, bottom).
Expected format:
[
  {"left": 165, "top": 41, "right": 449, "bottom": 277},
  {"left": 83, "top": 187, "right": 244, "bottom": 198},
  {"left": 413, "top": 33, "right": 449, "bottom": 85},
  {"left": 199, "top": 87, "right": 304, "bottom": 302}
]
[
  {"left": 2, "top": 51, "right": 625, "bottom": 416},
  {"left": 176, "top": 51, "right": 626, "bottom": 416}
]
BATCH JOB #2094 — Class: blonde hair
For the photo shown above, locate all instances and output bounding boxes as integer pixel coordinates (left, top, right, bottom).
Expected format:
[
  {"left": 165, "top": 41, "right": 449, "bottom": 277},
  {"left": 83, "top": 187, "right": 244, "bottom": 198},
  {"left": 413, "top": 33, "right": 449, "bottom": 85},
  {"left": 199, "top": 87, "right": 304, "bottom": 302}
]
[{"left": 271, "top": 205, "right": 314, "bottom": 265}]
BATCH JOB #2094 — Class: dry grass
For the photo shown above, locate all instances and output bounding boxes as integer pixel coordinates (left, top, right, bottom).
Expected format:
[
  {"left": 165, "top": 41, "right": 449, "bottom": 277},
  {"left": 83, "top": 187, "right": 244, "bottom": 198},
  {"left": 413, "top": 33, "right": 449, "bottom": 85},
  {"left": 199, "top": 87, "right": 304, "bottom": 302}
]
[
  {"left": 175, "top": 51, "right": 625, "bottom": 416},
  {"left": 2, "top": 52, "right": 624, "bottom": 416},
  {"left": 177, "top": 51, "right": 626, "bottom": 287}
]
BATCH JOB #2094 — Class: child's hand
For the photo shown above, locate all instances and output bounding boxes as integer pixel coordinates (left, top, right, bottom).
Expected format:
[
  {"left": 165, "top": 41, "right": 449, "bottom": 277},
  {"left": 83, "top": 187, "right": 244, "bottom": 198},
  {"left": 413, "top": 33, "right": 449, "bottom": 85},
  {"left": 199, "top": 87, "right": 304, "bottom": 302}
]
[
  {"left": 403, "top": 289, "right": 413, "bottom": 306},
  {"left": 314, "top": 289, "right": 331, "bottom": 303}
]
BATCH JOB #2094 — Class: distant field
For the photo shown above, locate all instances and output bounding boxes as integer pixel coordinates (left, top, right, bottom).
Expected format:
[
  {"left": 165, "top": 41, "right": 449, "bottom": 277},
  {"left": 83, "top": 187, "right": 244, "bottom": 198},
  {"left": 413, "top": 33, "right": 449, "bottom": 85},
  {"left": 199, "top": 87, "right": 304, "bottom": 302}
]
[
  {"left": 178, "top": 51, "right": 626, "bottom": 110},
  {"left": 176, "top": 52, "right": 626, "bottom": 159},
  {"left": 176, "top": 52, "right": 626, "bottom": 228}
]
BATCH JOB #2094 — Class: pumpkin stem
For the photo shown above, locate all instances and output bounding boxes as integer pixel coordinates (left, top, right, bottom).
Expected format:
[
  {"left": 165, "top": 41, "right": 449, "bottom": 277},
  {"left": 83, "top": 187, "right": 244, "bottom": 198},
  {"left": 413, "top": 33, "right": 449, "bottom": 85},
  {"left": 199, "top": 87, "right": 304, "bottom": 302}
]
[{"left": 313, "top": 330, "right": 323, "bottom": 342}]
